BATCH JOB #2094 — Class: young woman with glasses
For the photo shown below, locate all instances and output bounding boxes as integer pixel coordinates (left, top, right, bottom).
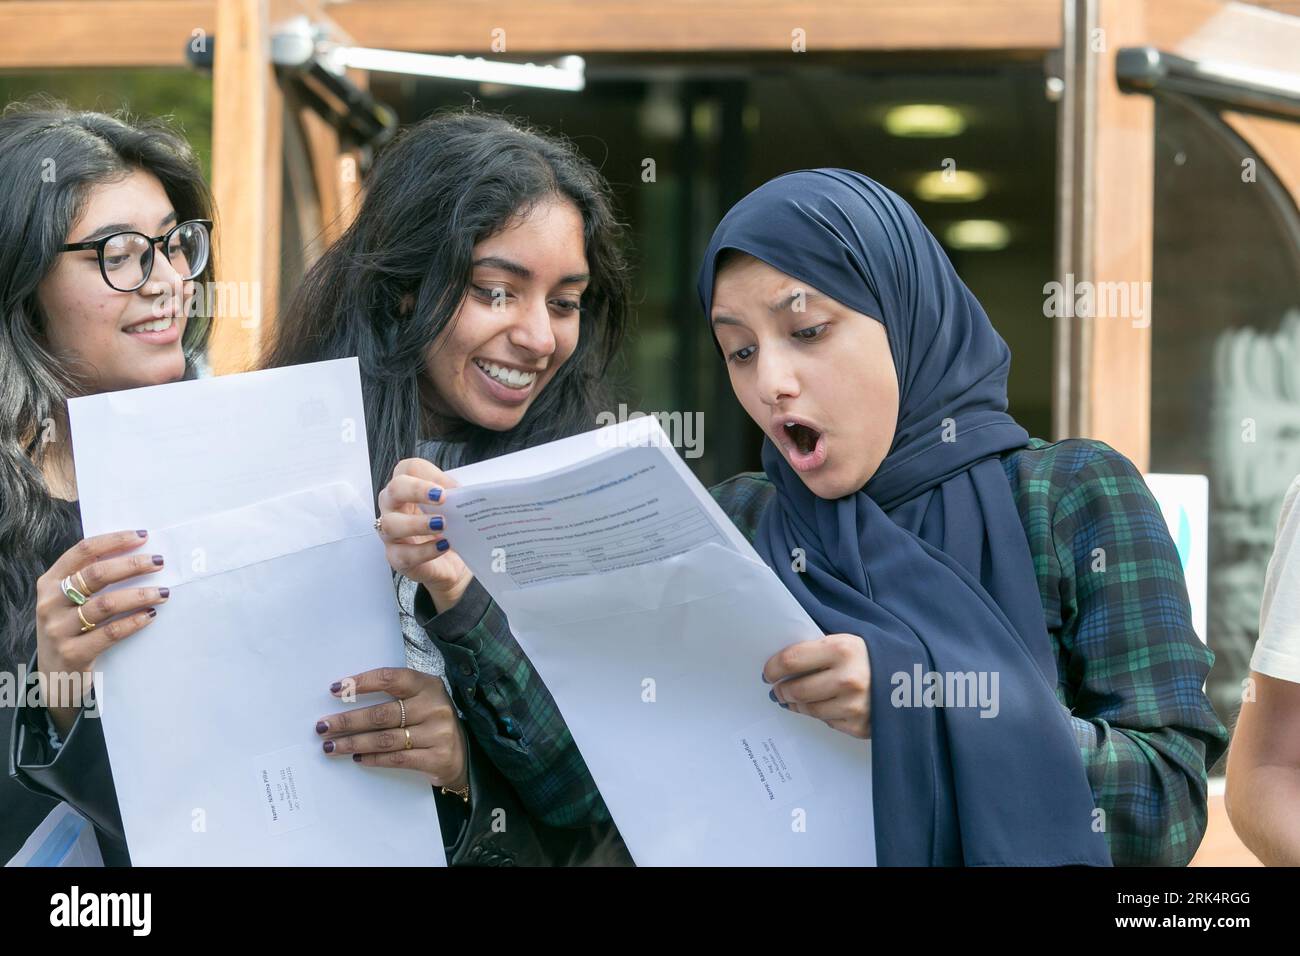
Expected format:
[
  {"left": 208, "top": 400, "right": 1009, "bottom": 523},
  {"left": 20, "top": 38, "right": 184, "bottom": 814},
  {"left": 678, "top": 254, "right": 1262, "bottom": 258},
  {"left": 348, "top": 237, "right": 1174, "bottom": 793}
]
[{"left": 0, "top": 100, "right": 213, "bottom": 864}]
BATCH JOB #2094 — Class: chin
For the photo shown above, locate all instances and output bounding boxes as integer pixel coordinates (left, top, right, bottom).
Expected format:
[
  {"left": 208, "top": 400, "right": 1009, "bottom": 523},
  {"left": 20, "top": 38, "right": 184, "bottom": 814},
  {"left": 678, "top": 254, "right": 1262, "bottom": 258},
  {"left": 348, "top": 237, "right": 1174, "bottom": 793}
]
[
  {"left": 124, "top": 354, "right": 187, "bottom": 390},
  {"left": 799, "top": 463, "right": 871, "bottom": 501},
  {"left": 467, "top": 402, "right": 530, "bottom": 432}
]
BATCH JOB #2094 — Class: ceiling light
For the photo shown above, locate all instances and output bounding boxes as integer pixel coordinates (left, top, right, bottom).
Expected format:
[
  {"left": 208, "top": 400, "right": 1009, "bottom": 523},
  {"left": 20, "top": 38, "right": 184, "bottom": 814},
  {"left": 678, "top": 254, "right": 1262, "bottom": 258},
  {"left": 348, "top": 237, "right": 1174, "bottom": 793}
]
[
  {"left": 883, "top": 104, "right": 966, "bottom": 137},
  {"left": 914, "top": 169, "right": 989, "bottom": 202}
]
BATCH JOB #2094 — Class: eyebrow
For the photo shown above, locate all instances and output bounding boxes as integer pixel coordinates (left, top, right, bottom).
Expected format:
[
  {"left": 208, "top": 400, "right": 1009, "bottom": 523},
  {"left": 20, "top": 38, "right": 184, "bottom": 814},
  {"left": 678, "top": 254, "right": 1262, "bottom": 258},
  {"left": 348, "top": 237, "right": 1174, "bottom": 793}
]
[
  {"left": 77, "top": 211, "right": 179, "bottom": 244},
  {"left": 769, "top": 289, "right": 824, "bottom": 313},
  {"left": 710, "top": 314, "right": 748, "bottom": 329},
  {"left": 473, "top": 256, "right": 590, "bottom": 285}
]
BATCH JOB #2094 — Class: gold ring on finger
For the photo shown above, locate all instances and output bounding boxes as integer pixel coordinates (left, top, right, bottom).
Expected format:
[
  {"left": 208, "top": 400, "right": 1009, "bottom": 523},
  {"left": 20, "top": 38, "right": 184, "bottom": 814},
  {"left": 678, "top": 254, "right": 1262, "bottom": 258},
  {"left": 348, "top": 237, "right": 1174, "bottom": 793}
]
[
  {"left": 74, "top": 570, "right": 94, "bottom": 596},
  {"left": 404, "top": 727, "right": 412, "bottom": 750},
  {"left": 374, "top": 515, "right": 384, "bottom": 536},
  {"left": 60, "top": 575, "right": 88, "bottom": 606},
  {"left": 397, "top": 698, "right": 407, "bottom": 728},
  {"left": 77, "top": 606, "right": 96, "bottom": 633}
]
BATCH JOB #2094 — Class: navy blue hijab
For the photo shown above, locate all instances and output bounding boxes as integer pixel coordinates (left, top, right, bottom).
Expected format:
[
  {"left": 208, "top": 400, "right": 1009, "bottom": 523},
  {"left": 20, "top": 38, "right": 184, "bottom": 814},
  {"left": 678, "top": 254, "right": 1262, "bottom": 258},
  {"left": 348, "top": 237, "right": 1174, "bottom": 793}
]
[{"left": 698, "top": 170, "right": 1111, "bottom": 866}]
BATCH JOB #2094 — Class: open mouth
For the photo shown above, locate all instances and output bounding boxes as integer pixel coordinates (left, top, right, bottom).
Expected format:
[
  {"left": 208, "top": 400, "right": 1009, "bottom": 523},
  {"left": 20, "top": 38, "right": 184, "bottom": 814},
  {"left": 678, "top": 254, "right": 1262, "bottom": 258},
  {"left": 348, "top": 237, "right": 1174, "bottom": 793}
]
[
  {"left": 777, "top": 419, "right": 828, "bottom": 472},
  {"left": 473, "top": 357, "right": 538, "bottom": 391}
]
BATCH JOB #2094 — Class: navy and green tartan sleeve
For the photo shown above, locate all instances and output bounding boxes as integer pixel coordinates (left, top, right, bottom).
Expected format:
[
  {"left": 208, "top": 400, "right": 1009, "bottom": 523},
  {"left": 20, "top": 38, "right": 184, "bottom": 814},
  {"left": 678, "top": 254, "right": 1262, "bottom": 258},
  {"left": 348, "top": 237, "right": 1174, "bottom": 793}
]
[
  {"left": 414, "top": 579, "right": 612, "bottom": 828},
  {"left": 1027, "top": 439, "right": 1228, "bottom": 866}
]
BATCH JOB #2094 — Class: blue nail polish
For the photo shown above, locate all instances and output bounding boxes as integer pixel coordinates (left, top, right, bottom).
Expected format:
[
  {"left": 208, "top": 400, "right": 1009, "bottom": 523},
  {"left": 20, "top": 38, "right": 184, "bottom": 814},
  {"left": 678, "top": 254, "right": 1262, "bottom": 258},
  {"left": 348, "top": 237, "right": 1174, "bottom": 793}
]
[
  {"left": 429, "top": 516, "right": 444, "bottom": 531},
  {"left": 428, "top": 487, "right": 442, "bottom": 502},
  {"left": 436, "top": 539, "right": 450, "bottom": 552},
  {"left": 768, "top": 688, "right": 778, "bottom": 703},
  {"left": 761, "top": 671, "right": 771, "bottom": 684},
  {"left": 779, "top": 702, "right": 790, "bottom": 710}
]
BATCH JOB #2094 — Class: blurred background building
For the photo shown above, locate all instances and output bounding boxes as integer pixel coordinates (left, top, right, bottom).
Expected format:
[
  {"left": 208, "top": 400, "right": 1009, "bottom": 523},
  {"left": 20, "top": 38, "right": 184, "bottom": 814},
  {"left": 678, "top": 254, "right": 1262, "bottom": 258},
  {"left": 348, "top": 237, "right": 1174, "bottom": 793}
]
[{"left": 3, "top": 0, "right": 1299, "bottom": 863}]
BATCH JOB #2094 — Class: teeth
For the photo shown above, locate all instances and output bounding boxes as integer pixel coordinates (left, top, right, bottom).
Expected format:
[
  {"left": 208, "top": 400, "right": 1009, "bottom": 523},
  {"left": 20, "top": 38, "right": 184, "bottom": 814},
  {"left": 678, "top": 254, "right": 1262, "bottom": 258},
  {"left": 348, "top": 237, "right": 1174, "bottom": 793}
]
[
  {"left": 125, "top": 316, "right": 173, "bottom": 334},
  {"left": 474, "top": 359, "right": 536, "bottom": 389}
]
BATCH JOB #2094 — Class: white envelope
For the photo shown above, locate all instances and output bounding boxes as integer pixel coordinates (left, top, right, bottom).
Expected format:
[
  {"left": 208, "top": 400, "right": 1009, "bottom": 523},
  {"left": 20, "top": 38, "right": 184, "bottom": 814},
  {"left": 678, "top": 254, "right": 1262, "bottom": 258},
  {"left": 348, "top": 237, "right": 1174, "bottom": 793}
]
[{"left": 69, "top": 359, "right": 443, "bottom": 866}]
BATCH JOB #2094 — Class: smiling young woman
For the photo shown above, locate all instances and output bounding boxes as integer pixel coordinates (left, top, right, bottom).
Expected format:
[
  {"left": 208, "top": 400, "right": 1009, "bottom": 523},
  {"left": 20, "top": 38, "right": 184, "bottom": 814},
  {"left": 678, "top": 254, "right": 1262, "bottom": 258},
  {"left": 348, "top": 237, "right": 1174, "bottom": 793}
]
[
  {"left": 0, "top": 100, "right": 214, "bottom": 864},
  {"left": 262, "top": 109, "right": 633, "bottom": 866}
]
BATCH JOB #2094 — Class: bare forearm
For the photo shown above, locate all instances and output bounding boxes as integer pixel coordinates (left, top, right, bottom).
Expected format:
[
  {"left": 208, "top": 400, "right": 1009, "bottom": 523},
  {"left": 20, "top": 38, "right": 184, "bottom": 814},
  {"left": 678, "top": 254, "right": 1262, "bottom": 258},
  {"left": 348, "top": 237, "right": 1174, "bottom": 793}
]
[{"left": 1227, "top": 765, "right": 1300, "bottom": 865}]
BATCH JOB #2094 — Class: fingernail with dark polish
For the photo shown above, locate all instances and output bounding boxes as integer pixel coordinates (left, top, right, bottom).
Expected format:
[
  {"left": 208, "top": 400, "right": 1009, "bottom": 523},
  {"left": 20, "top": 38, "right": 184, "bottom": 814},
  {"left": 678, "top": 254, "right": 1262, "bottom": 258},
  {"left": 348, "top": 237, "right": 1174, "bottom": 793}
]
[
  {"left": 329, "top": 681, "right": 342, "bottom": 694},
  {"left": 352, "top": 754, "right": 362, "bottom": 762},
  {"left": 315, "top": 721, "right": 328, "bottom": 735},
  {"left": 429, "top": 516, "right": 443, "bottom": 531},
  {"left": 768, "top": 688, "right": 778, "bottom": 703},
  {"left": 436, "top": 539, "right": 450, "bottom": 552},
  {"left": 779, "top": 702, "right": 790, "bottom": 710},
  {"left": 761, "top": 671, "right": 771, "bottom": 684},
  {"left": 147, "top": 608, "right": 157, "bottom": 618},
  {"left": 323, "top": 740, "right": 335, "bottom": 754},
  {"left": 136, "top": 530, "right": 148, "bottom": 537},
  {"left": 152, "top": 555, "right": 164, "bottom": 566},
  {"left": 428, "top": 487, "right": 442, "bottom": 502},
  {"left": 158, "top": 588, "right": 170, "bottom": 599}
]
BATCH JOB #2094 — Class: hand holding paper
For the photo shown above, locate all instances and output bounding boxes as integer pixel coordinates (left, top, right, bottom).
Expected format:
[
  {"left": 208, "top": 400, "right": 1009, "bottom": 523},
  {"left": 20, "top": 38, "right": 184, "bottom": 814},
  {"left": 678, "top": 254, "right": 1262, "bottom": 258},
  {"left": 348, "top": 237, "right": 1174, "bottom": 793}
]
[{"left": 435, "top": 416, "right": 876, "bottom": 866}]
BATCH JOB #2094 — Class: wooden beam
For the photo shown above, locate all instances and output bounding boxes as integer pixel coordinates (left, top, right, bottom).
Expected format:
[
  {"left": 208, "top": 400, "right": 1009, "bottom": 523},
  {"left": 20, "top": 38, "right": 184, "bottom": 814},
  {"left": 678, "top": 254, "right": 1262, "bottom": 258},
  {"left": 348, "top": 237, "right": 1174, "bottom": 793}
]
[
  {"left": 328, "top": 0, "right": 1063, "bottom": 52},
  {"left": 1083, "top": 0, "right": 1155, "bottom": 470},
  {"left": 1074, "top": 0, "right": 1300, "bottom": 468},
  {"left": 1148, "top": 0, "right": 1300, "bottom": 75},
  {"left": 0, "top": 2, "right": 216, "bottom": 68},
  {"left": 210, "top": 0, "right": 282, "bottom": 375}
]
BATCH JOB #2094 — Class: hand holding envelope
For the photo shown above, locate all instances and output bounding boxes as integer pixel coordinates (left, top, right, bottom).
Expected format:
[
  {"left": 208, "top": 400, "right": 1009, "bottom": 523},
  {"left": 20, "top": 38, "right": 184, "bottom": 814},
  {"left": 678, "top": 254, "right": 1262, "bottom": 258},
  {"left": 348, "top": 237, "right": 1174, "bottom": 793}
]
[{"left": 68, "top": 359, "right": 444, "bottom": 866}]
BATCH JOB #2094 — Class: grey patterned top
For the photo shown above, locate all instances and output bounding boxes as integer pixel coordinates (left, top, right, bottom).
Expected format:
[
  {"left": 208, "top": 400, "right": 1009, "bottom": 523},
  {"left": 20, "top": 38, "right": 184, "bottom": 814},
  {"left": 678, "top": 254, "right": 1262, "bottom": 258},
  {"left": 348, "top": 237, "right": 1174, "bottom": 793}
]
[{"left": 396, "top": 439, "right": 461, "bottom": 694}]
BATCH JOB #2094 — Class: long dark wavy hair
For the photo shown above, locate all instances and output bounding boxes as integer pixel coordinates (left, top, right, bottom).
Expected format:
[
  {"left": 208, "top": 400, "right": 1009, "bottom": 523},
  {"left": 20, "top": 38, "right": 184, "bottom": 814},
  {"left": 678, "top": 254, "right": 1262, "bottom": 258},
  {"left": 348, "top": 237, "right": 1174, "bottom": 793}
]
[
  {"left": 0, "top": 99, "right": 214, "bottom": 668},
  {"left": 261, "top": 109, "right": 631, "bottom": 495}
]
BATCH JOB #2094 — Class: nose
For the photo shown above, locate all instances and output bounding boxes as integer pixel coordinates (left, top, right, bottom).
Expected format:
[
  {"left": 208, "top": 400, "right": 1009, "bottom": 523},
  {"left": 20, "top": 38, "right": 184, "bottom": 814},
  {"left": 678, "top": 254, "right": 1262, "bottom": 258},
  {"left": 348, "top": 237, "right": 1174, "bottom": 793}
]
[
  {"left": 139, "top": 244, "right": 188, "bottom": 299},
  {"left": 507, "top": 294, "right": 558, "bottom": 358},
  {"left": 755, "top": 346, "right": 800, "bottom": 408}
]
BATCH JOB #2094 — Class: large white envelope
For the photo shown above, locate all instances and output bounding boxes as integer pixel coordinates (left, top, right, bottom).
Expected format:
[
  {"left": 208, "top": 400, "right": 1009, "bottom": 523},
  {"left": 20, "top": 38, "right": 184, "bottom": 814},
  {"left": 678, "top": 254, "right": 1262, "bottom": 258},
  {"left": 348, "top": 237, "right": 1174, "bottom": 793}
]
[{"left": 69, "top": 359, "right": 443, "bottom": 866}]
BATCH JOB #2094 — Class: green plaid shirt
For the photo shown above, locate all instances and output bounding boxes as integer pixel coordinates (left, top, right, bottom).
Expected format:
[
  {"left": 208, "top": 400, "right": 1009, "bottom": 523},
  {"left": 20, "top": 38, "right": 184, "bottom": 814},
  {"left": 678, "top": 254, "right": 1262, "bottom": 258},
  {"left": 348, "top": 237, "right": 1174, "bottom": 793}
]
[{"left": 416, "top": 437, "right": 1228, "bottom": 866}]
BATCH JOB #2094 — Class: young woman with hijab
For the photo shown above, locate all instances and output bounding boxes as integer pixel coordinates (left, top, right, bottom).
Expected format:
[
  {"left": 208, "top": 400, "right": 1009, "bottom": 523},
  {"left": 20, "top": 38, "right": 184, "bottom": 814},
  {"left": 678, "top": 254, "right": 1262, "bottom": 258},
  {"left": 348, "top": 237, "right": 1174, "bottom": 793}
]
[
  {"left": 412, "top": 169, "right": 1228, "bottom": 865},
  {"left": 0, "top": 101, "right": 214, "bottom": 865}
]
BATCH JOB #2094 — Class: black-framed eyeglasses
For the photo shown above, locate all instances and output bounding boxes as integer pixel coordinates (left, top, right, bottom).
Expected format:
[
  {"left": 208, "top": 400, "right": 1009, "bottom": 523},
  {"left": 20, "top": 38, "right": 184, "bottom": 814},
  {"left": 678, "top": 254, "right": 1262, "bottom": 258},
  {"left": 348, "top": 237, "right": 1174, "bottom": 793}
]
[{"left": 58, "top": 219, "right": 212, "bottom": 293}]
